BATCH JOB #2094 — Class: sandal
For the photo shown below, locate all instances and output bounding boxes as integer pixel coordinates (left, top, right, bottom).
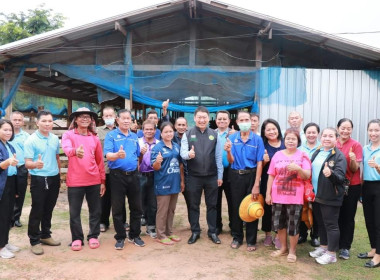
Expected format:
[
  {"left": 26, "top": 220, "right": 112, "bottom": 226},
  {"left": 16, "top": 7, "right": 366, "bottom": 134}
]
[
  {"left": 287, "top": 253, "right": 297, "bottom": 263},
  {"left": 157, "top": 238, "right": 174, "bottom": 245},
  {"left": 71, "top": 240, "right": 82, "bottom": 251},
  {"left": 247, "top": 244, "right": 257, "bottom": 252},
  {"left": 270, "top": 249, "right": 288, "bottom": 257},
  {"left": 168, "top": 235, "right": 181, "bottom": 242},
  {"left": 88, "top": 238, "right": 100, "bottom": 249}
]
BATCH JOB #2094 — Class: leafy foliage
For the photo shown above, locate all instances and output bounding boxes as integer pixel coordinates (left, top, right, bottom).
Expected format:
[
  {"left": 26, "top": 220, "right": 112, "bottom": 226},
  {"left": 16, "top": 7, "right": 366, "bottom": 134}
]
[{"left": 0, "top": 4, "right": 65, "bottom": 45}]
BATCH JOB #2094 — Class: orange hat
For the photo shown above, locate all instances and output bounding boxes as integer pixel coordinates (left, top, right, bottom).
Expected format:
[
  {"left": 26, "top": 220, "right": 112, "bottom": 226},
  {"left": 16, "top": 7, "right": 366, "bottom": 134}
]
[{"left": 239, "top": 194, "right": 264, "bottom": 222}]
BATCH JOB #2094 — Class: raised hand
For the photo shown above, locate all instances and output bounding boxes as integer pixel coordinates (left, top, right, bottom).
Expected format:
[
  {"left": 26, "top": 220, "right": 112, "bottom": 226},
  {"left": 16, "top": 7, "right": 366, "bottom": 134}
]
[
  {"left": 36, "top": 154, "right": 44, "bottom": 169},
  {"left": 229, "top": 125, "right": 236, "bottom": 135},
  {"left": 140, "top": 143, "right": 148, "bottom": 155},
  {"left": 188, "top": 145, "right": 196, "bottom": 159},
  {"left": 8, "top": 153, "right": 19, "bottom": 166},
  {"left": 287, "top": 160, "right": 300, "bottom": 172},
  {"left": 224, "top": 138, "right": 232, "bottom": 152},
  {"left": 162, "top": 99, "right": 170, "bottom": 110},
  {"left": 368, "top": 156, "right": 378, "bottom": 168},
  {"left": 322, "top": 162, "right": 332, "bottom": 177},
  {"left": 156, "top": 152, "right": 163, "bottom": 164},
  {"left": 76, "top": 144, "right": 84, "bottom": 159},
  {"left": 348, "top": 147, "right": 356, "bottom": 161},
  {"left": 117, "top": 145, "right": 126, "bottom": 159},
  {"left": 263, "top": 149, "right": 270, "bottom": 163}
]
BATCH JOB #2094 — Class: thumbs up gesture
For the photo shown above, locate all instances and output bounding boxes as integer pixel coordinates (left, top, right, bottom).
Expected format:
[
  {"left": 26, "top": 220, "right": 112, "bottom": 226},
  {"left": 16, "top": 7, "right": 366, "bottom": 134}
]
[
  {"left": 263, "top": 149, "right": 270, "bottom": 163},
  {"left": 156, "top": 151, "right": 163, "bottom": 164},
  {"left": 8, "top": 153, "right": 19, "bottom": 166},
  {"left": 368, "top": 156, "right": 378, "bottom": 168},
  {"left": 188, "top": 145, "right": 196, "bottom": 159},
  {"left": 224, "top": 137, "right": 232, "bottom": 152},
  {"left": 322, "top": 162, "right": 332, "bottom": 177},
  {"left": 76, "top": 144, "right": 84, "bottom": 159},
  {"left": 162, "top": 99, "right": 170, "bottom": 110},
  {"left": 36, "top": 154, "right": 44, "bottom": 169},
  {"left": 229, "top": 125, "right": 236, "bottom": 135},
  {"left": 287, "top": 160, "right": 300, "bottom": 172},
  {"left": 140, "top": 143, "right": 148, "bottom": 155},
  {"left": 117, "top": 145, "right": 126, "bottom": 159},
  {"left": 348, "top": 147, "right": 356, "bottom": 161}
]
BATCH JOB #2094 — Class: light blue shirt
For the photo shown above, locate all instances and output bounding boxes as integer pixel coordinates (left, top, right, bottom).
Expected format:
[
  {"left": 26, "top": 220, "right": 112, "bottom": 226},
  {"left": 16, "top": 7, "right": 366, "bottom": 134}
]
[
  {"left": 9, "top": 129, "right": 29, "bottom": 166},
  {"left": 24, "top": 130, "right": 60, "bottom": 176},
  {"left": 6, "top": 144, "right": 17, "bottom": 176},
  {"left": 180, "top": 132, "right": 223, "bottom": 180},
  {"left": 363, "top": 143, "right": 380, "bottom": 181},
  {"left": 298, "top": 141, "right": 320, "bottom": 159},
  {"left": 311, "top": 149, "right": 331, "bottom": 193},
  {"left": 216, "top": 129, "right": 230, "bottom": 168}
]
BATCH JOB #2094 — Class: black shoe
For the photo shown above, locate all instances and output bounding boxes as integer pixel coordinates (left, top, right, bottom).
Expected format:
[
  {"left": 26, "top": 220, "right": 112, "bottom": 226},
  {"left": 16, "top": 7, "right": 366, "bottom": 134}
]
[
  {"left": 297, "top": 235, "right": 307, "bottom": 244},
  {"left": 358, "top": 252, "right": 374, "bottom": 259},
  {"left": 364, "top": 260, "right": 380, "bottom": 268},
  {"left": 310, "top": 238, "right": 320, "bottom": 247},
  {"left": 215, "top": 227, "right": 222, "bottom": 236},
  {"left": 187, "top": 233, "right": 200, "bottom": 244},
  {"left": 14, "top": 220, "right": 22, "bottom": 227},
  {"left": 209, "top": 233, "right": 221, "bottom": 244}
]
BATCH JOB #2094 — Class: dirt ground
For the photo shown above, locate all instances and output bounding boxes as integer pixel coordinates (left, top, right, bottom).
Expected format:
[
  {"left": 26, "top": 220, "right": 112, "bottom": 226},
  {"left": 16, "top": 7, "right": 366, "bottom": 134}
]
[{"left": 0, "top": 190, "right": 339, "bottom": 280}]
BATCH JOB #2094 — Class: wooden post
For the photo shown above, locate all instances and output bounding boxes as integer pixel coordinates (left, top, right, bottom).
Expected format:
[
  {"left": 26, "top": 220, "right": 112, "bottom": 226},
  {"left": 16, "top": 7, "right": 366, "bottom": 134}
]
[
  {"left": 254, "top": 38, "right": 262, "bottom": 113},
  {"left": 5, "top": 102, "right": 12, "bottom": 119}
]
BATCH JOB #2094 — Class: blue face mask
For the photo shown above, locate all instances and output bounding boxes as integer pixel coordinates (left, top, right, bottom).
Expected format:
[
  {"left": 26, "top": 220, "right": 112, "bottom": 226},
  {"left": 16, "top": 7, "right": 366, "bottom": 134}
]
[
  {"left": 238, "top": 122, "right": 251, "bottom": 132},
  {"left": 104, "top": 118, "right": 115, "bottom": 126}
]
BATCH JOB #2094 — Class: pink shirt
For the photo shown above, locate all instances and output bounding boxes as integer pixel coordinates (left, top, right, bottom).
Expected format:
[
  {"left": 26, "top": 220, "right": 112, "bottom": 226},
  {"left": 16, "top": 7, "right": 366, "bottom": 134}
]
[
  {"left": 268, "top": 149, "right": 311, "bottom": 205},
  {"left": 62, "top": 129, "right": 105, "bottom": 187},
  {"left": 336, "top": 138, "right": 363, "bottom": 185}
]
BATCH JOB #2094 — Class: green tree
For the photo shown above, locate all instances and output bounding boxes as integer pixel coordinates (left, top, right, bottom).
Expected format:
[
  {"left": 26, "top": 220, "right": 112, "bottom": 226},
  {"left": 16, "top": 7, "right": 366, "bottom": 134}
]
[{"left": 0, "top": 4, "right": 65, "bottom": 45}]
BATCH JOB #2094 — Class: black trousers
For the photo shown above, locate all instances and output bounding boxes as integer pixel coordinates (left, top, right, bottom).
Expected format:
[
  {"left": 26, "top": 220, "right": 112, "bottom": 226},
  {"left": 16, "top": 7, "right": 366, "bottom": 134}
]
[
  {"left": 0, "top": 176, "right": 16, "bottom": 248},
  {"left": 12, "top": 165, "right": 28, "bottom": 223},
  {"left": 260, "top": 176, "right": 272, "bottom": 233},
  {"left": 139, "top": 173, "right": 157, "bottom": 227},
  {"left": 338, "top": 184, "right": 361, "bottom": 250},
  {"left": 229, "top": 170, "right": 258, "bottom": 245},
  {"left": 216, "top": 167, "right": 232, "bottom": 231},
  {"left": 362, "top": 180, "right": 380, "bottom": 254},
  {"left": 100, "top": 174, "right": 126, "bottom": 227},
  {"left": 109, "top": 170, "right": 142, "bottom": 240},
  {"left": 313, "top": 202, "right": 340, "bottom": 252},
  {"left": 299, "top": 205, "right": 319, "bottom": 240},
  {"left": 68, "top": 185, "right": 101, "bottom": 242},
  {"left": 28, "top": 174, "right": 60, "bottom": 246},
  {"left": 186, "top": 175, "right": 218, "bottom": 235}
]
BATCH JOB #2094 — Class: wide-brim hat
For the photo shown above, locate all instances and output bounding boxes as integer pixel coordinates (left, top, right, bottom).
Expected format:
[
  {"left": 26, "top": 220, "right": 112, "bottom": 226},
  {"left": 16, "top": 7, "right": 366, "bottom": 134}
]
[
  {"left": 69, "top": 107, "right": 98, "bottom": 122},
  {"left": 239, "top": 194, "right": 265, "bottom": 222}
]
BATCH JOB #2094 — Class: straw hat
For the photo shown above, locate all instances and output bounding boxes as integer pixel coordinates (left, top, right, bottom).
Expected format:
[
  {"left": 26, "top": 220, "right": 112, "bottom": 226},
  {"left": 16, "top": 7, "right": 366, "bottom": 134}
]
[
  {"left": 69, "top": 107, "right": 98, "bottom": 122},
  {"left": 239, "top": 194, "right": 264, "bottom": 222}
]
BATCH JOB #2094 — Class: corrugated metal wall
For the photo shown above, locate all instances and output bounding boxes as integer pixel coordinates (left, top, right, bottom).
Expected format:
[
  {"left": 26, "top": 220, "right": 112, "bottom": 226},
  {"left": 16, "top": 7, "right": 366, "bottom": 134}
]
[{"left": 259, "top": 69, "right": 380, "bottom": 146}]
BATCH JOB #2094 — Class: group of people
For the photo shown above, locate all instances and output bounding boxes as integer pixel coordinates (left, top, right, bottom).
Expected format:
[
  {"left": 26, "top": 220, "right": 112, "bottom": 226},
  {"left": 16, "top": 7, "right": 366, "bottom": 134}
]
[{"left": 0, "top": 104, "right": 379, "bottom": 269}]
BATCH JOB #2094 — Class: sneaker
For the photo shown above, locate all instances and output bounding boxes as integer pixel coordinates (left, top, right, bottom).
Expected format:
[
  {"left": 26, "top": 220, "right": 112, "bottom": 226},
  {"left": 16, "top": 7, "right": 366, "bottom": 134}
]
[
  {"left": 339, "top": 249, "right": 350, "bottom": 260},
  {"left": 115, "top": 239, "right": 125, "bottom": 250},
  {"left": 146, "top": 228, "right": 157, "bottom": 239},
  {"left": 5, "top": 243, "right": 20, "bottom": 253},
  {"left": 40, "top": 237, "right": 61, "bottom": 246},
  {"left": 0, "top": 247, "right": 15, "bottom": 259},
  {"left": 273, "top": 237, "right": 281, "bottom": 250},
  {"left": 31, "top": 244, "right": 44, "bottom": 255},
  {"left": 128, "top": 236, "right": 145, "bottom": 247},
  {"left": 263, "top": 235, "right": 273, "bottom": 247},
  {"left": 309, "top": 247, "right": 327, "bottom": 258},
  {"left": 124, "top": 223, "right": 130, "bottom": 231},
  {"left": 100, "top": 223, "right": 108, "bottom": 232},
  {"left": 316, "top": 252, "right": 337, "bottom": 265},
  {"left": 141, "top": 217, "right": 147, "bottom": 227}
]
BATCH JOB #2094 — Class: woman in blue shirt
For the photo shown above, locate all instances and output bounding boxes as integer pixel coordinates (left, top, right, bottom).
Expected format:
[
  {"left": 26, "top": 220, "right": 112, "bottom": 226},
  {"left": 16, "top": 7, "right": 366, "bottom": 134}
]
[
  {"left": 151, "top": 122, "right": 184, "bottom": 245},
  {"left": 358, "top": 119, "right": 380, "bottom": 268},
  {"left": 0, "top": 120, "right": 19, "bottom": 259}
]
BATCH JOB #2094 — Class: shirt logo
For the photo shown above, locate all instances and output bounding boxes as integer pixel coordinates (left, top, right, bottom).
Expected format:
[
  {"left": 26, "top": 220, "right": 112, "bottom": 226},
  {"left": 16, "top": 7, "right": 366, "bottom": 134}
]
[
  {"left": 162, "top": 148, "right": 169, "bottom": 154},
  {"left": 117, "top": 135, "right": 121, "bottom": 138},
  {"left": 328, "top": 160, "right": 335, "bottom": 167},
  {"left": 209, "top": 135, "right": 215, "bottom": 141}
]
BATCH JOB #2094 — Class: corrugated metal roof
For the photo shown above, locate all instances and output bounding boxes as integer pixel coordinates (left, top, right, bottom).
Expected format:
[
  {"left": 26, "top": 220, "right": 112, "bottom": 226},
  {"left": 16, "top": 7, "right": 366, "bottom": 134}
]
[{"left": 1, "top": 0, "right": 380, "bottom": 64}]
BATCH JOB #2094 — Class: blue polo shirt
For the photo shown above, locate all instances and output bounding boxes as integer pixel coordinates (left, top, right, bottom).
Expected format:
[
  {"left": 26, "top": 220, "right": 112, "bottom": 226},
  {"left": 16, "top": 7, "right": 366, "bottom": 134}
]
[
  {"left": 104, "top": 128, "right": 140, "bottom": 171},
  {"left": 363, "top": 143, "right": 380, "bottom": 181},
  {"left": 298, "top": 141, "right": 320, "bottom": 159},
  {"left": 229, "top": 131, "right": 264, "bottom": 170},
  {"left": 24, "top": 130, "right": 60, "bottom": 176},
  {"left": 151, "top": 141, "right": 181, "bottom": 196},
  {"left": 9, "top": 129, "right": 29, "bottom": 166}
]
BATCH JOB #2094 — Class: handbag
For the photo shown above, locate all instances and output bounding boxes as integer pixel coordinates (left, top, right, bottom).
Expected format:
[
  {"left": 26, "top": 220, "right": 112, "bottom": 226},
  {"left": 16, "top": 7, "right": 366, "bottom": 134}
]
[{"left": 301, "top": 152, "right": 315, "bottom": 202}]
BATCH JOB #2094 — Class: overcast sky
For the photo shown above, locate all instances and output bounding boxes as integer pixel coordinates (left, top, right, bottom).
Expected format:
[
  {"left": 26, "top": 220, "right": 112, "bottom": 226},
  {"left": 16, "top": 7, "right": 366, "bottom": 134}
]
[{"left": 3, "top": 0, "right": 380, "bottom": 49}]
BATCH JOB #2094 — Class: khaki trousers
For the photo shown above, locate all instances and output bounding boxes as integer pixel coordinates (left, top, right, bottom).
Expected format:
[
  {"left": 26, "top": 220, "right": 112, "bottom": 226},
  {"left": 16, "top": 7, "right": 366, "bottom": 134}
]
[{"left": 156, "top": 194, "right": 179, "bottom": 240}]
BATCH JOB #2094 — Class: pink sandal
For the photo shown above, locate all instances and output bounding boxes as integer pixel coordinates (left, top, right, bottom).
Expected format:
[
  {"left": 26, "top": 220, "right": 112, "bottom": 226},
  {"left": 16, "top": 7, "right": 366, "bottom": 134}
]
[
  {"left": 71, "top": 240, "right": 82, "bottom": 251},
  {"left": 88, "top": 238, "right": 100, "bottom": 249}
]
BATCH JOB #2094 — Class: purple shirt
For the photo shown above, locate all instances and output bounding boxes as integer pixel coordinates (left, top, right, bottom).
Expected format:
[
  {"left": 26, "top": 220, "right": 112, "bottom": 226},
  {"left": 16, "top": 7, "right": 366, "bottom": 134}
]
[{"left": 138, "top": 137, "right": 159, "bottom": 172}]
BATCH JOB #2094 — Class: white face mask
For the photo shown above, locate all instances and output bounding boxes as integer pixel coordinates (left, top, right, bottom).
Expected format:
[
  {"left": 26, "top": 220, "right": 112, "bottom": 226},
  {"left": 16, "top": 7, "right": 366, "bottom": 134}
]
[
  {"left": 104, "top": 118, "right": 115, "bottom": 126},
  {"left": 238, "top": 122, "right": 251, "bottom": 132}
]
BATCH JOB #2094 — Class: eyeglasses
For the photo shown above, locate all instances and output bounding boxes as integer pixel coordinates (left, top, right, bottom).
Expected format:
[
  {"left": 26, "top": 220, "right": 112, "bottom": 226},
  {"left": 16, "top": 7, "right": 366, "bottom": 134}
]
[{"left": 78, "top": 115, "right": 91, "bottom": 120}]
